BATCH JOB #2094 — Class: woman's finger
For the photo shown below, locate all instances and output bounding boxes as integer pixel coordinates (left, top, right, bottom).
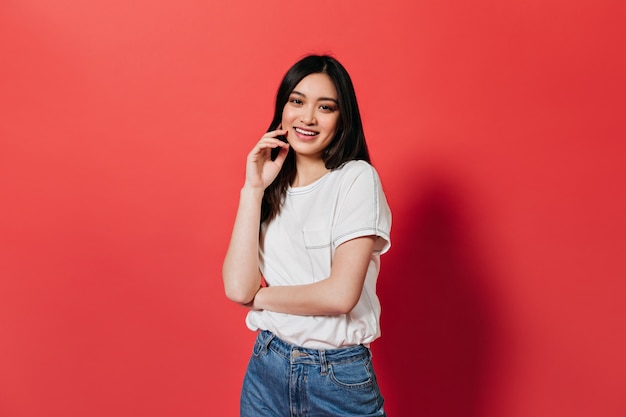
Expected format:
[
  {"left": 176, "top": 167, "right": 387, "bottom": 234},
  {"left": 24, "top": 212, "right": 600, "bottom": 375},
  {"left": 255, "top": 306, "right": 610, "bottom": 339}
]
[
  {"left": 262, "top": 129, "right": 287, "bottom": 139},
  {"left": 254, "top": 136, "right": 288, "bottom": 151},
  {"left": 273, "top": 143, "right": 290, "bottom": 166}
]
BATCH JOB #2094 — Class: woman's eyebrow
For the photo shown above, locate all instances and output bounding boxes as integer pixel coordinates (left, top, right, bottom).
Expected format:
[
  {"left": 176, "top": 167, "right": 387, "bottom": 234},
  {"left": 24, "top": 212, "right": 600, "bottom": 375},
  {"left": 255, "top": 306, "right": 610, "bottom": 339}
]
[{"left": 291, "top": 90, "right": 338, "bottom": 104}]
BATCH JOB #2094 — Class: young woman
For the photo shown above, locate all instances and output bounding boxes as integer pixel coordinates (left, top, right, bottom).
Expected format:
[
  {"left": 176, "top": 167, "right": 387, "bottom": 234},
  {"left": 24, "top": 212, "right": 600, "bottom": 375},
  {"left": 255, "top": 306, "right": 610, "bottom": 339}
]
[{"left": 223, "top": 55, "right": 392, "bottom": 417}]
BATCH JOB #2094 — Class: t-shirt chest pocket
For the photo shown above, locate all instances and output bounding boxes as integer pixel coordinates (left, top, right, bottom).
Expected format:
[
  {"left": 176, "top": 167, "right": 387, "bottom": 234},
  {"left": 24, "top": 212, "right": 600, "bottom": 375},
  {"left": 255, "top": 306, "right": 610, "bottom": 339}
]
[{"left": 302, "top": 229, "right": 333, "bottom": 281}]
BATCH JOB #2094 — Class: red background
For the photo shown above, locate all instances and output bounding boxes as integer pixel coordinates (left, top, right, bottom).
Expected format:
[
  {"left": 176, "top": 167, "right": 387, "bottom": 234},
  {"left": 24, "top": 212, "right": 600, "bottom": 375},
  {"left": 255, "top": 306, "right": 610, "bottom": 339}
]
[{"left": 1, "top": 1, "right": 625, "bottom": 416}]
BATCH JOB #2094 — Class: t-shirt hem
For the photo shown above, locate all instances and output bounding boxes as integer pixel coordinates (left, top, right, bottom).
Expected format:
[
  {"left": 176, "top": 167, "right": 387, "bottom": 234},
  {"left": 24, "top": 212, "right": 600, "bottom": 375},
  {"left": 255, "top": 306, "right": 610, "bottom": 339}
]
[{"left": 334, "top": 228, "right": 391, "bottom": 254}]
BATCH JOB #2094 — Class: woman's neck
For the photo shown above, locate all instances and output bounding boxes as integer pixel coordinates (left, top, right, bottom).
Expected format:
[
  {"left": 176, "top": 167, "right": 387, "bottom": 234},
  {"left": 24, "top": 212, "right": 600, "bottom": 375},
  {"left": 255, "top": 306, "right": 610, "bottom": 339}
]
[{"left": 292, "top": 157, "right": 329, "bottom": 187}]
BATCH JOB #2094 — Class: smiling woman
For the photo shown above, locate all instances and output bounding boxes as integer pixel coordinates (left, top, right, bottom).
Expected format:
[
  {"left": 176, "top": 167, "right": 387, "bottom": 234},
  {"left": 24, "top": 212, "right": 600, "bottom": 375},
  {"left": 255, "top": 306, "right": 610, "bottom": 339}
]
[
  {"left": 222, "top": 55, "right": 392, "bottom": 416},
  {"left": 2, "top": 1, "right": 624, "bottom": 416}
]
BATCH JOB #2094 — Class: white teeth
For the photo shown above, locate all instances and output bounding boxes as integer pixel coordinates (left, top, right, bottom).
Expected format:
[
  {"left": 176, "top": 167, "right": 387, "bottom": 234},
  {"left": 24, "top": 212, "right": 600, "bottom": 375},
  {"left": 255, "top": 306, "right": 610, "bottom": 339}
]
[{"left": 295, "top": 127, "right": 317, "bottom": 136}]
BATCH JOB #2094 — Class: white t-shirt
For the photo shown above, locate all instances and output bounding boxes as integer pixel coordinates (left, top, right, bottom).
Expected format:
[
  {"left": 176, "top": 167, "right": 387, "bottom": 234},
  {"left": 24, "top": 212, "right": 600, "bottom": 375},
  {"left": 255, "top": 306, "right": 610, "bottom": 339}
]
[{"left": 245, "top": 160, "right": 392, "bottom": 349}]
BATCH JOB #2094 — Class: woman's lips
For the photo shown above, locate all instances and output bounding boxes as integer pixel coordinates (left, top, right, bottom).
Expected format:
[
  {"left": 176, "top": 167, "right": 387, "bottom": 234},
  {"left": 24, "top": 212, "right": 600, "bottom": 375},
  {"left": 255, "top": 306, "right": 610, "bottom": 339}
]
[{"left": 294, "top": 127, "right": 319, "bottom": 140}]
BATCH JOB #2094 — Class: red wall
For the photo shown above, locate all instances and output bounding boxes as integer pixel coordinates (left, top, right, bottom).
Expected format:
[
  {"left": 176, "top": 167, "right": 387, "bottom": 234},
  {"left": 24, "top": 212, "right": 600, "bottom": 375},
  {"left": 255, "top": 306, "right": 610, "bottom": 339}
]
[{"left": 1, "top": 1, "right": 624, "bottom": 416}]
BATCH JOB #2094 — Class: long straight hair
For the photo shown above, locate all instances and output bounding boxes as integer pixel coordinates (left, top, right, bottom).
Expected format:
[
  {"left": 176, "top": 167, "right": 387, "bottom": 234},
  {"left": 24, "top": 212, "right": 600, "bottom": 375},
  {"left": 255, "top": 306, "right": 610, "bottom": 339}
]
[{"left": 261, "top": 55, "right": 371, "bottom": 223}]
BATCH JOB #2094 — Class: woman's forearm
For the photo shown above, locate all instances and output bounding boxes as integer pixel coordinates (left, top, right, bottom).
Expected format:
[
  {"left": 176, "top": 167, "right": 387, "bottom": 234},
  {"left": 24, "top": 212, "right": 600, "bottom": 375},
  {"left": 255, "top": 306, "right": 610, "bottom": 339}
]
[
  {"left": 222, "top": 186, "right": 265, "bottom": 304},
  {"left": 252, "top": 280, "right": 356, "bottom": 316}
]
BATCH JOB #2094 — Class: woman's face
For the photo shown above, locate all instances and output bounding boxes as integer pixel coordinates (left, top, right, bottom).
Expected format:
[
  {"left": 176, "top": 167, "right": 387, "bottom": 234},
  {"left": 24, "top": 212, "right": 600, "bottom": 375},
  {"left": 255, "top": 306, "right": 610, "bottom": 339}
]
[{"left": 281, "top": 73, "right": 340, "bottom": 161}]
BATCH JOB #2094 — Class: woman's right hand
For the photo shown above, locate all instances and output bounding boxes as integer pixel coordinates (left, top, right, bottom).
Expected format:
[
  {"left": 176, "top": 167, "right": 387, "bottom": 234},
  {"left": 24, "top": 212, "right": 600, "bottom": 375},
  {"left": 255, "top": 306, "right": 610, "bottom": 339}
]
[{"left": 244, "top": 129, "right": 290, "bottom": 191}]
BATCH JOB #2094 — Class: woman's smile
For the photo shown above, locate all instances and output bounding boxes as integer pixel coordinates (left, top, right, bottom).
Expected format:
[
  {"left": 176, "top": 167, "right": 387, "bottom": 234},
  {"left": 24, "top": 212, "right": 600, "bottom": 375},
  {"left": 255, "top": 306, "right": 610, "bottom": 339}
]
[{"left": 293, "top": 126, "right": 320, "bottom": 139}]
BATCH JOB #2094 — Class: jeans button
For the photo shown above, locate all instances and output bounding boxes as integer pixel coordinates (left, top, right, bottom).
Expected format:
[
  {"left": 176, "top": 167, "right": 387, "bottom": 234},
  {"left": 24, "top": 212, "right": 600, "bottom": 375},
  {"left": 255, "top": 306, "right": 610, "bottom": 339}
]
[{"left": 292, "top": 349, "right": 304, "bottom": 359}]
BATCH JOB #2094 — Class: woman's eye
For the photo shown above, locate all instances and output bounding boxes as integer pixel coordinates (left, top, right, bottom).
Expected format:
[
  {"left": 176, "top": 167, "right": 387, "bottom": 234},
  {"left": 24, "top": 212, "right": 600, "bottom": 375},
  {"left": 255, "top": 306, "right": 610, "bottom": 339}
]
[
  {"left": 319, "top": 105, "right": 336, "bottom": 112},
  {"left": 289, "top": 98, "right": 303, "bottom": 105}
]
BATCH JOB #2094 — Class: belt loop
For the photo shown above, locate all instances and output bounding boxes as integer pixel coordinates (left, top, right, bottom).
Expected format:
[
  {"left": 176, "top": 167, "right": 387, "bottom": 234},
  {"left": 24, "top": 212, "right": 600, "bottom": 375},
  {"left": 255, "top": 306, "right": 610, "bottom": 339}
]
[
  {"left": 319, "top": 350, "right": 328, "bottom": 376},
  {"left": 262, "top": 331, "right": 274, "bottom": 354}
]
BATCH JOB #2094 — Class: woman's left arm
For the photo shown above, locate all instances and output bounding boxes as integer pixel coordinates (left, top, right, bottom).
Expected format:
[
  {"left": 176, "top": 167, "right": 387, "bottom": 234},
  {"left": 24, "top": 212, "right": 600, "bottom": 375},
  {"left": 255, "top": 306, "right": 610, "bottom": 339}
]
[{"left": 250, "top": 236, "right": 376, "bottom": 316}]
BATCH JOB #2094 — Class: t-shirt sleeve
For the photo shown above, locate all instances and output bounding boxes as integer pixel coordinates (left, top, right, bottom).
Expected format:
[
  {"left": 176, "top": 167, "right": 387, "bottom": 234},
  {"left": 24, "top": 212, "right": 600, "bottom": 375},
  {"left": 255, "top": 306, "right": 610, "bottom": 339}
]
[{"left": 332, "top": 162, "right": 392, "bottom": 254}]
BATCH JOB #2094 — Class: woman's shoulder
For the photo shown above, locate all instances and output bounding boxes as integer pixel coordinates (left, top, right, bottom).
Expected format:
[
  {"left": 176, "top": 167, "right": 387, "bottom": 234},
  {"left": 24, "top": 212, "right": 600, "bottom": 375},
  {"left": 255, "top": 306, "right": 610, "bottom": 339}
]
[
  {"left": 336, "top": 159, "right": 376, "bottom": 175},
  {"left": 334, "top": 160, "right": 381, "bottom": 182}
]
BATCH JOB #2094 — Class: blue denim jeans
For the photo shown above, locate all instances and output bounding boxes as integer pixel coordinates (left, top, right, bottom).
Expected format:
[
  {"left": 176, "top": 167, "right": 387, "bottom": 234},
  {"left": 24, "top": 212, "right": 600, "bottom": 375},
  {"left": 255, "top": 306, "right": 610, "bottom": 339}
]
[{"left": 240, "top": 330, "right": 386, "bottom": 417}]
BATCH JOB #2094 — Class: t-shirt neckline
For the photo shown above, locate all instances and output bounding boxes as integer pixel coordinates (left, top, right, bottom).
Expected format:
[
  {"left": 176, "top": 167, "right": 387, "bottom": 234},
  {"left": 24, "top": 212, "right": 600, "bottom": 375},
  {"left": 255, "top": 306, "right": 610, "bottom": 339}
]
[{"left": 287, "top": 171, "right": 331, "bottom": 195}]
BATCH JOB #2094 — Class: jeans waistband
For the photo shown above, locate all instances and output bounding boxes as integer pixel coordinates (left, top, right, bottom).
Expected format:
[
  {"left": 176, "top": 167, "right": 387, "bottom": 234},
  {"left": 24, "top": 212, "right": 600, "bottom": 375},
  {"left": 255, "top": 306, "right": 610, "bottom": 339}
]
[{"left": 256, "top": 330, "right": 371, "bottom": 366}]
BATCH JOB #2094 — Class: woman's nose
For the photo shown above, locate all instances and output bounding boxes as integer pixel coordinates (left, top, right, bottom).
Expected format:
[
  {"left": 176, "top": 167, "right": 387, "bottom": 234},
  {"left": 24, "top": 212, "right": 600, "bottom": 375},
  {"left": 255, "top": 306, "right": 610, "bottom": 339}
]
[{"left": 300, "top": 106, "right": 316, "bottom": 125}]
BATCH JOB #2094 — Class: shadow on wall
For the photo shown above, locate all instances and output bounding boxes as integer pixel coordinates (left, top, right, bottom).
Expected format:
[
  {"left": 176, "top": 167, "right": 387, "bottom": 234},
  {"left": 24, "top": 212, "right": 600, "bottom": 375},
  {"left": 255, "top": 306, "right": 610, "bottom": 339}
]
[{"left": 374, "top": 176, "right": 499, "bottom": 417}]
